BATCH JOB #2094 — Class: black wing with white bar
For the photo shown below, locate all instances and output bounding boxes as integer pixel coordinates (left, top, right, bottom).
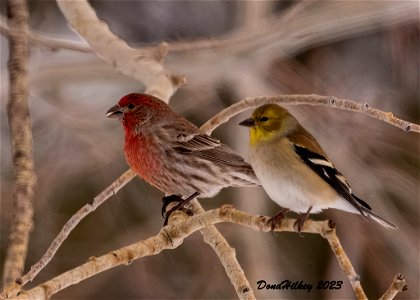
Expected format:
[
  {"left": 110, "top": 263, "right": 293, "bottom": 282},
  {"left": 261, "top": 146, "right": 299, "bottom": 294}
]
[{"left": 293, "top": 145, "right": 370, "bottom": 216}]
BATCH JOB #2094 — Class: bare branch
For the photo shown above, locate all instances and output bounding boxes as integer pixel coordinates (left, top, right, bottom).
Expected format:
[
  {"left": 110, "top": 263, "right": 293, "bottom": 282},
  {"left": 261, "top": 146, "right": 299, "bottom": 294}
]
[
  {"left": 379, "top": 274, "right": 408, "bottom": 300},
  {"left": 56, "top": 0, "right": 185, "bottom": 101},
  {"left": 14, "top": 206, "right": 371, "bottom": 300},
  {"left": 200, "top": 95, "right": 419, "bottom": 135},
  {"left": 191, "top": 200, "right": 255, "bottom": 300},
  {"left": 2, "top": 0, "right": 36, "bottom": 289}
]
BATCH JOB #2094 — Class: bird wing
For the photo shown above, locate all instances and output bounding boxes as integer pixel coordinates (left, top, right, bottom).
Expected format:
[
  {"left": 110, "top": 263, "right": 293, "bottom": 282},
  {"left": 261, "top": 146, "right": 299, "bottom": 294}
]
[
  {"left": 173, "top": 133, "right": 221, "bottom": 151},
  {"left": 154, "top": 118, "right": 253, "bottom": 168},
  {"left": 293, "top": 144, "right": 370, "bottom": 216},
  {"left": 174, "top": 133, "right": 253, "bottom": 168}
]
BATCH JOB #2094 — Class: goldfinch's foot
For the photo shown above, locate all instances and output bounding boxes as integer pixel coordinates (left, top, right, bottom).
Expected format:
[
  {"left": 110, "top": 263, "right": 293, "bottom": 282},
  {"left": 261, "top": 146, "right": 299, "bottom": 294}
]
[
  {"left": 293, "top": 206, "right": 313, "bottom": 234},
  {"left": 293, "top": 217, "right": 306, "bottom": 233}
]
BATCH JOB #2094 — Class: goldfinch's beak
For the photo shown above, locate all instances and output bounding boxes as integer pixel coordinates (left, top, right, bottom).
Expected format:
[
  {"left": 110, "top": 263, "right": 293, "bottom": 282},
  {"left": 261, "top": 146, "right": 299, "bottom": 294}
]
[
  {"left": 239, "top": 118, "right": 255, "bottom": 127},
  {"left": 106, "top": 104, "right": 123, "bottom": 120}
]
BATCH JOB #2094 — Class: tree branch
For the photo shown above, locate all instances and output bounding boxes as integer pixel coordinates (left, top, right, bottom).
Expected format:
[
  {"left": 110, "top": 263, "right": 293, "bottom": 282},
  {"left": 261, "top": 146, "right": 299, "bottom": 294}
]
[
  {"left": 379, "top": 274, "right": 408, "bottom": 300},
  {"left": 190, "top": 200, "right": 254, "bottom": 300},
  {"left": 14, "top": 205, "right": 385, "bottom": 300},
  {"left": 56, "top": 0, "right": 186, "bottom": 101},
  {"left": 200, "top": 95, "right": 419, "bottom": 135},
  {"left": 2, "top": 0, "right": 36, "bottom": 289}
]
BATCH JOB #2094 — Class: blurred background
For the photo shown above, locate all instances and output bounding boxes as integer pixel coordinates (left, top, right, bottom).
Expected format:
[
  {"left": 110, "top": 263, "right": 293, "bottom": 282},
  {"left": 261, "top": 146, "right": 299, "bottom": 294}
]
[{"left": 1, "top": 1, "right": 419, "bottom": 299}]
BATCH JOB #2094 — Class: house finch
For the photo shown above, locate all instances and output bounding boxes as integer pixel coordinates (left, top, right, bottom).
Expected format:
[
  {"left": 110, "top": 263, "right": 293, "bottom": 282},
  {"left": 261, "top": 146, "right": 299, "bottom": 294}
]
[
  {"left": 107, "top": 93, "right": 258, "bottom": 223},
  {"left": 239, "top": 104, "right": 397, "bottom": 231}
]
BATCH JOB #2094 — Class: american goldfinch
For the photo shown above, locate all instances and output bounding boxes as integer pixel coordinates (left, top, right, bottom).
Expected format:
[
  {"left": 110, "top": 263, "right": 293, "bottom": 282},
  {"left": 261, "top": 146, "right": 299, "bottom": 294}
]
[{"left": 239, "top": 104, "right": 397, "bottom": 230}]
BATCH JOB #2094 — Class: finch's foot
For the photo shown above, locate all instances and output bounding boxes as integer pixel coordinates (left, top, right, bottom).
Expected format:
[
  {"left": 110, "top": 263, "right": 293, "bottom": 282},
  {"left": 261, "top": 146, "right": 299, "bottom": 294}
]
[
  {"left": 162, "top": 195, "right": 183, "bottom": 218},
  {"left": 293, "top": 206, "right": 312, "bottom": 234},
  {"left": 163, "top": 192, "right": 200, "bottom": 226},
  {"left": 268, "top": 208, "right": 290, "bottom": 231}
]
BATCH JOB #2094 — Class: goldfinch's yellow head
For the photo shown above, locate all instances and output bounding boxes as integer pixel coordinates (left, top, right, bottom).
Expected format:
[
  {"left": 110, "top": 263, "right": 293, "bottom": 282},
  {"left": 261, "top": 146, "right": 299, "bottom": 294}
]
[{"left": 239, "top": 104, "right": 296, "bottom": 145}]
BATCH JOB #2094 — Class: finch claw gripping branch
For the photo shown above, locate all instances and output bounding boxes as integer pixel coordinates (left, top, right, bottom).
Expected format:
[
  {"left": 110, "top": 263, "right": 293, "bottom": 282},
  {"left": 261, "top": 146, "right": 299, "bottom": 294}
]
[{"left": 163, "top": 192, "right": 200, "bottom": 226}]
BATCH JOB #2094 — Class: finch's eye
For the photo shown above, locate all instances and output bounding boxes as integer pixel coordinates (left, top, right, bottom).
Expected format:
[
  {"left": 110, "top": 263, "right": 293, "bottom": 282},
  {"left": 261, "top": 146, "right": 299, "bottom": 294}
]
[
  {"left": 260, "top": 117, "right": 269, "bottom": 122},
  {"left": 127, "top": 103, "right": 135, "bottom": 109}
]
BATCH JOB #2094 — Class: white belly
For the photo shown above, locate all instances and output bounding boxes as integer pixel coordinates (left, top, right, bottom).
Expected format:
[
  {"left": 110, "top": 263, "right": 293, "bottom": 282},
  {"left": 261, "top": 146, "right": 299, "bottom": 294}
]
[{"left": 249, "top": 140, "right": 338, "bottom": 213}]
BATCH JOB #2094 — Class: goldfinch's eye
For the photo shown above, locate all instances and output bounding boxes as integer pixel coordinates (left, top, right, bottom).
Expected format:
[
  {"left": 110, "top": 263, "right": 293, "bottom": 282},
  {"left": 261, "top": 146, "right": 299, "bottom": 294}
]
[
  {"left": 260, "top": 117, "right": 269, "bottom": 122},
  {"left": 127, "top": 103, "right": 135, "bottom": 109}
]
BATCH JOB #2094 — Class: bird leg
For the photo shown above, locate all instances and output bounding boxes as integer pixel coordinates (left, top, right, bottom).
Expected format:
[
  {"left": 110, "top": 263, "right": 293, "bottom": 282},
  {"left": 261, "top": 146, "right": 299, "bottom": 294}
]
[
  {"left": 163, "top": 192, "right": 200, "bottom": 226},
  {"left": 268, "top": 208, "right": 290, "bottom": 231},
  {"left": 161, "top": 195, "right": 183, "bottom": 218},
  {"left": 294, "top": 206, "right": 312, "bottom": 233}
]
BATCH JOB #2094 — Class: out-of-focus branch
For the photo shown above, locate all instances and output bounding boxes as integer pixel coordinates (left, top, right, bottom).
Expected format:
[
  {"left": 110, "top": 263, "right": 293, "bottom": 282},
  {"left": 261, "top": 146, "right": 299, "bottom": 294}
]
[
  {"left": 0, "top": 18, "right": 92, "bottom": 53},
  {"left": 200, "top": 95, "right": 420, "bottom": 135},
  {"left": 3, "top": 0, "right": 36, "bottom": 289},
  {"left": 241, "top": 1, "right": 419, "bottom": 61},
  {"left": 2, "top": 1, "right": 416, "bottom": 60},
  {"left": 56, "top": 0, "right": 185, "bottom": 101},
  {"left": 379, "top": 274, "right": 408, "bottom": 300},
  {"left": 14, "top": 205, "right": 378, "bottom": 300}
]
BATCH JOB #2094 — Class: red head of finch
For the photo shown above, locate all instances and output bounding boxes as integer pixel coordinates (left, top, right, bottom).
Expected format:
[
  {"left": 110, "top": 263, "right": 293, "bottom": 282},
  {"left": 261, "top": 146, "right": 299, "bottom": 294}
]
[{"left": 106, "top": 93, "right": 258, "bottom": 198}]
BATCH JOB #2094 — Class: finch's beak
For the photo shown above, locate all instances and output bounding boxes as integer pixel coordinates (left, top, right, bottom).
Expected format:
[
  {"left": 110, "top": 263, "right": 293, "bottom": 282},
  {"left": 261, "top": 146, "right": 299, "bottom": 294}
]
[
  {"left": 106, "top": 105, "right": 123, "bottom": 120},
  {"left": 238, "top": 118, "right": 255, "bottom": 127}
]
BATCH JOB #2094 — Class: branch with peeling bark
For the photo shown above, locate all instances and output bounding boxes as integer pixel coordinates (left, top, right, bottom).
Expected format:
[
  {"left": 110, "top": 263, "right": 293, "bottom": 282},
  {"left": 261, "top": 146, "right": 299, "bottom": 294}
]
[
  {"left": 12, "top": 206, "right": 406, "bottom": 300},
  {"left": 3, "top": 0, "right": 36, "bottom": 290}
]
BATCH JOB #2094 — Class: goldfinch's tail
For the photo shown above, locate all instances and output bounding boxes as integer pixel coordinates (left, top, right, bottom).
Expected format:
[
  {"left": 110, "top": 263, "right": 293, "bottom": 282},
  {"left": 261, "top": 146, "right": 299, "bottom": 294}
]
[{"left": 360, "top": 206, "right": 398, "bottom": 229}]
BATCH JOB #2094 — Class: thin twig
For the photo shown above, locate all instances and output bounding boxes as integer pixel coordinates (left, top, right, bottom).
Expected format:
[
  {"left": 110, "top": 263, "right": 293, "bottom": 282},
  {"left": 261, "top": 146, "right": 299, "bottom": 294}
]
[
  {"left": 14, "top": 205, "right": 371, "bottom": 300},
  {"left": 3, "top": 0, "right": 36, "bottom": 289},
  {"left": 200, "top": 95, "right": 419, "bottom": 135},
  {"left": 0, "top": 18, "right": 92, "bottom": 53},
  {"left": 28, "top": 170, "right": 134, "bottom": 284},
  {"left": 379, "top": 274, "right": 407, "bottom": 300}
]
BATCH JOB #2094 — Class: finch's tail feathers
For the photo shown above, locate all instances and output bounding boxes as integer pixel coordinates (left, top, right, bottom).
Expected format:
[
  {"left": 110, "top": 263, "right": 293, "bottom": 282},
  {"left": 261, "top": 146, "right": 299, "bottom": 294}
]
[
  {"left": 352, "top": 194, "right": 398, "bottom": 229},
  {"left": 360, "top": 206, "right": 398, "bottom": 230}
]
